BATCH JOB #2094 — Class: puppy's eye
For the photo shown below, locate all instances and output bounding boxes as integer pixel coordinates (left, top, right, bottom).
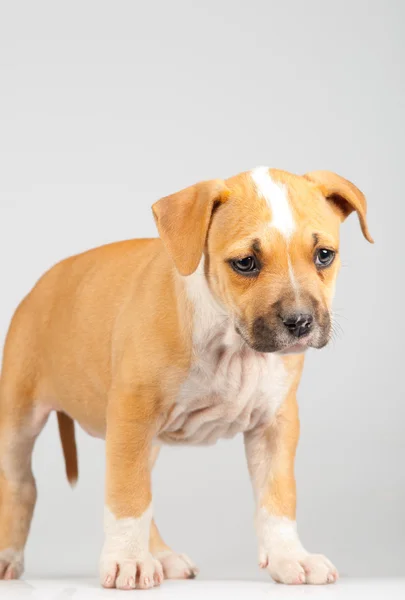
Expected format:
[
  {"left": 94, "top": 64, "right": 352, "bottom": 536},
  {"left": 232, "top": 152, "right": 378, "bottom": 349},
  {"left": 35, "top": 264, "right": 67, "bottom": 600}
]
[
  {"left": 230, "top": 256, "right": 260, "bottom": 276},
  {"left": 314, "top": 248, "right": 335, "bottom": 268}
]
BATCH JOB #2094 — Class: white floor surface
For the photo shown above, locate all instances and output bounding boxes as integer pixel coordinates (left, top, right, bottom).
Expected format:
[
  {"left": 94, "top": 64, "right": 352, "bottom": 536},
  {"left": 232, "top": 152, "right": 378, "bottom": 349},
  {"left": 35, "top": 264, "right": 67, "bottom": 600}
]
[{"left": 0, "top": 578, "right": 404, "bottom": 600}]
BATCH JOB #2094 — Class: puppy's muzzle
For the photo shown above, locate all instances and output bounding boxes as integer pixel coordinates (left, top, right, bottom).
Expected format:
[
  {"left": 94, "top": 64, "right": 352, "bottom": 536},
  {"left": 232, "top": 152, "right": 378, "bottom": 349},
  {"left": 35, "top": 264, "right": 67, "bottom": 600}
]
[{"left": 246, "top": 307, "right": 330, "bottom": 353}]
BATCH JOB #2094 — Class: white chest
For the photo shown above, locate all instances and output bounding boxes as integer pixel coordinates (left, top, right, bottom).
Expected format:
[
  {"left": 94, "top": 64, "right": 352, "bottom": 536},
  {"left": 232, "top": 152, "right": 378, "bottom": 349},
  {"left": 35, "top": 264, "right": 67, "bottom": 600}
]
[{"left": 159, "top": 327, "right": 290, "bottom": 446}]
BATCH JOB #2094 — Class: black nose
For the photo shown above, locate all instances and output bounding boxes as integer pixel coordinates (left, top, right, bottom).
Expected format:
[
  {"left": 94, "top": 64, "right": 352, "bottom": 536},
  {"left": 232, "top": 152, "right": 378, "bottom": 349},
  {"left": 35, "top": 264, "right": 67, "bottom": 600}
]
[{"left": 282, "top": 313, "right": 313, "bottom": 338}]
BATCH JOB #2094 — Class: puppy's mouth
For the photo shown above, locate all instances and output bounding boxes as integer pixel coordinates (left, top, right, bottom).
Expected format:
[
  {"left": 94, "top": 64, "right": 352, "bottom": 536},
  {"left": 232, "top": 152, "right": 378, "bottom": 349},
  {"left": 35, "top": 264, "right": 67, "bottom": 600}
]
[
  {"left": 235, "top": 320, "right": 330, "bottom": 354},
  {"left": 251, "top": 336, "right": 314, "bottom": 355}
]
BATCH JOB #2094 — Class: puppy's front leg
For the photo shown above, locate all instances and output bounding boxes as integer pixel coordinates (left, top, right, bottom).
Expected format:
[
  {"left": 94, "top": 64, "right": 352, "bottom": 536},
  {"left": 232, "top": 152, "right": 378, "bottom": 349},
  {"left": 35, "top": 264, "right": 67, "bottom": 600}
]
[
  {"left": 244, "top": 388, "right": 338, "bottom": 585},
  {"left": 100, "top": 391, "right": 163, "bottom": 591}
]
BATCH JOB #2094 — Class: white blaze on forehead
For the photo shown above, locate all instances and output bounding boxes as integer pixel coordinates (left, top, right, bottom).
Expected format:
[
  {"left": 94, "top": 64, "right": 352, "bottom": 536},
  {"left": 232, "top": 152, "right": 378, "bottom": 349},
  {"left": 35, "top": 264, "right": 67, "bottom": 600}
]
[
  {"left": 251, "top": 166, "right": 299, "bottom": 300},
  {"left": 251, "top": 166, "right": 295, "bottom": 239}
]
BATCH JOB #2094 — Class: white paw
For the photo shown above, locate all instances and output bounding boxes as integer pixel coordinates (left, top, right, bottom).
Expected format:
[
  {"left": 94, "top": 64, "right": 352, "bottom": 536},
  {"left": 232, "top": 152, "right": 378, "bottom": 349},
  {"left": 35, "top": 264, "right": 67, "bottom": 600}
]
[
  {"left": 100, "top": 552, "right": 164, "bottom": 590},
  {"left": 0, "top": 548, "right": 24, "bottom": 580},
  {"left": 260, "top": 552, "right": 338, "bottom": 585},
  {"left": 155, "top": 550, "right": 199, "bottom": 580}
]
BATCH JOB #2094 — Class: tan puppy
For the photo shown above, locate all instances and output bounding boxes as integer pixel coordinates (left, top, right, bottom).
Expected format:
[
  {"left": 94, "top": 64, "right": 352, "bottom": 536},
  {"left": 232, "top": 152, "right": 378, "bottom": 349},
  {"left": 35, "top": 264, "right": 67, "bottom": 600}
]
[{"left": 0, "top": 167, "right": 372, "bottom": 589}]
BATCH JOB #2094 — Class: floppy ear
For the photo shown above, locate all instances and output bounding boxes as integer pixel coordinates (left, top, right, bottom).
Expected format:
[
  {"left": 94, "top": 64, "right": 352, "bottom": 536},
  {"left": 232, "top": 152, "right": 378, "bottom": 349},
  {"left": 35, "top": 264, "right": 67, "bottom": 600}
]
[
  {"left": 304, "top": 170, "right": 374, "bottom": 243},
  {"left": 152, "top": 179, "right": 229, "bottom": 276}
]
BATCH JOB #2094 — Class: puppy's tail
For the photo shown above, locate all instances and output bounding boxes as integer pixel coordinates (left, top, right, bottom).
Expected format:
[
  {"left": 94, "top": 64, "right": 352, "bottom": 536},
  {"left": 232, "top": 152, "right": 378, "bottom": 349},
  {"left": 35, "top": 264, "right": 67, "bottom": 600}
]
[{"left": 57, "top": 412, "right": 78, "bottom": 487}]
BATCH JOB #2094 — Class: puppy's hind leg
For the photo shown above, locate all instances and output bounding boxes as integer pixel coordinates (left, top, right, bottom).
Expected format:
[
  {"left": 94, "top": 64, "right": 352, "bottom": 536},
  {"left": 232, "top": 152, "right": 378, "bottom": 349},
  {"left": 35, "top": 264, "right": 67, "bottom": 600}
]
[
  {"left": 0, "top": 378, "right": 50, "bottom": 580},
  {"left": 149, "top": 446, "right": 199, "bottom": 580}
]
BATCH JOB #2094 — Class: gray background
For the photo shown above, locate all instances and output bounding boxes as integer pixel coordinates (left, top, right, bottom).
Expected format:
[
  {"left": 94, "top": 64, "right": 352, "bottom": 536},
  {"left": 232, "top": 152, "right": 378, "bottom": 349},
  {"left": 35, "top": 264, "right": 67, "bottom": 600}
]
[{"left": 0, "top": 0, "right": 403, "bottom": 580}]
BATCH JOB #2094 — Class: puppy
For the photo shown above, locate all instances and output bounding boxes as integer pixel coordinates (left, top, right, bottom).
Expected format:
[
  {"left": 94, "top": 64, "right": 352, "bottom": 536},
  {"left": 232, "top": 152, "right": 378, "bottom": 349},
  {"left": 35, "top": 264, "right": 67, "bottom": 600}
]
[{"left": 0, "top": 167, "right": 372, "bottom": 588}]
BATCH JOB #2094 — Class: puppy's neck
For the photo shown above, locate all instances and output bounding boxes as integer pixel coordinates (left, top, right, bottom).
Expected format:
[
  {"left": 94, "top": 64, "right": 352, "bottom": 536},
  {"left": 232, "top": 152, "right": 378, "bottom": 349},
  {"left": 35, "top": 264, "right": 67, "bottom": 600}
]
[{"left": 182, "top": 257, "right": 237, "bottom": 351}]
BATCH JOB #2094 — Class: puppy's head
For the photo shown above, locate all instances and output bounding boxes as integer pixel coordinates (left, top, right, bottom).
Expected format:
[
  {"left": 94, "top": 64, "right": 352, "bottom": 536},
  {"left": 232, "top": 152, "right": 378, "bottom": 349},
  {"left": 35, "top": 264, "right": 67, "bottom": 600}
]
[{"left": 153, "top": 167, "right": 373, "bottom": 354}]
